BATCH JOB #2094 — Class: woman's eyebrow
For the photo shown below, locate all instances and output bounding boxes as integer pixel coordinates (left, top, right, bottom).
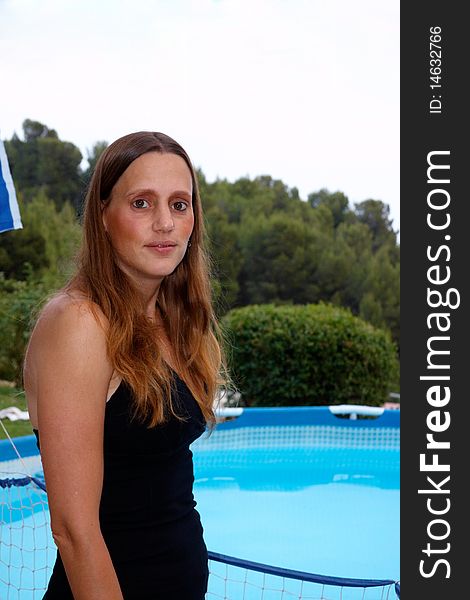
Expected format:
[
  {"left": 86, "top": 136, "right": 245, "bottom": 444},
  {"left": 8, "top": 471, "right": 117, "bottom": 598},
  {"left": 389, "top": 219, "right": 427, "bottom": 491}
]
[
  {"left": 125, "top": 188, "right": 157, "bottom": 198},
  {"left": 125, "top": 188, "right": 192, "bottom": 199},
  {"left": 170, "top": 190, "right": 192, "bottom": 199}
]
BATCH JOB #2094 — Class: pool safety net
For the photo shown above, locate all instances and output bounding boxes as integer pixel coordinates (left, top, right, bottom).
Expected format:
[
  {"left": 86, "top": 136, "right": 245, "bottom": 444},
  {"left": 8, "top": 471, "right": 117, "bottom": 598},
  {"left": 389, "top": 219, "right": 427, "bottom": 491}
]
[
  {"left": 192, "top": 417, "right": 400, "bottom": 493},
  {"left": 0, "top": 456, "right": 52, "bottom": 600},
  {"left": 194, "top": 423, "right": 400, "bottom": 453},
  {"left": 0, "top": 472, "right": 401, "bottom": 600},
  {"left": 207, "top": 552, "right": 400, "bottom": 600},
  {"left": 1, "top": 411, "right": 400, "bottom": 599}
]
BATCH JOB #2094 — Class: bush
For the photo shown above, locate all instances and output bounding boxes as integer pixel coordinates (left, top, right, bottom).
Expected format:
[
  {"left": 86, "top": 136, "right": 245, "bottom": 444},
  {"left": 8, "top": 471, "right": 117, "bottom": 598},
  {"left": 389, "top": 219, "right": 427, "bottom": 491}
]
[
  {"left": 222, "top": 303, "right": 398, "bottom": 407},
  {"left": 0, "top": 277, "right": 48, "bottom": 385}
]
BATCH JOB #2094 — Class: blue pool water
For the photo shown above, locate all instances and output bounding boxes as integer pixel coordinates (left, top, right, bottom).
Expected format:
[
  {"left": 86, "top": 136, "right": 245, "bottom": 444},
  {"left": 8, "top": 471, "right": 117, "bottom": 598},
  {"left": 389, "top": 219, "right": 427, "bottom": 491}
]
[
  {"left": 1, "top": 407, "right": 400, "bottom": 598},
  {"left": 194, "top": 446, "right": 399, "bottom": 580}
]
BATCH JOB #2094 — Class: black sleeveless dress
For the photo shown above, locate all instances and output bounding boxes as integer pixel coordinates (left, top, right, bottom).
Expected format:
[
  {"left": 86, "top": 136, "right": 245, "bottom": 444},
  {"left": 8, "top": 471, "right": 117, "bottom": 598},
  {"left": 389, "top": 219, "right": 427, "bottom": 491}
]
[{"left": 33, "top": 372, "right": 209, "bottom": 599}]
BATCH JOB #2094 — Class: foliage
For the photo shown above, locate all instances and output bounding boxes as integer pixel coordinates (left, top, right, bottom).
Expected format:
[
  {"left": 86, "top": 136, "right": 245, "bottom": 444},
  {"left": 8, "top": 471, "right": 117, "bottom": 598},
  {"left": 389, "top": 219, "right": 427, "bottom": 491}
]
[
  {"left": 354, "top": 199, "right": 398, "bottom": 252},
  {"left": 0, "top": 277, "right": 49, "bottom": 385},
  {"left": 5, "top": 119, "right": 84, "bottom": 209},
  {"left": 0, "top": 189, "right": 80, "bottom": 387},
  {"left": 205, "top": 206, "right": 243, "bottom": 313},
  {"left": 81, "top": 140, "right": 108, "bottom": 189},
  {"left": 222, "top": 303, "right": 399, "bottom": 407},
  {"left": 0, "top": 223, "right": 49, "bottom": 280},
  {"left": 202, "top": 178, "right": 400, "bottom": 346},
  {"left": 307, "top": 188, "right": 351, "bottom": 228},
  {"left": 237, "top": 212, "right": 322, "bottom": 305},
  {"left": 0, "top": 192, "right": 81, "bottom": 287}
]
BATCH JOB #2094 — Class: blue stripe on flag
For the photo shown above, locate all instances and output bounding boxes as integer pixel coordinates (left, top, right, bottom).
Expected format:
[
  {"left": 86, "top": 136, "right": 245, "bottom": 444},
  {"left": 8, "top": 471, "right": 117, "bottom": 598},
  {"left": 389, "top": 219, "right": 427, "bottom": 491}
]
[{"left": 0, "top": 140, "right": 23, "bottom": 233}]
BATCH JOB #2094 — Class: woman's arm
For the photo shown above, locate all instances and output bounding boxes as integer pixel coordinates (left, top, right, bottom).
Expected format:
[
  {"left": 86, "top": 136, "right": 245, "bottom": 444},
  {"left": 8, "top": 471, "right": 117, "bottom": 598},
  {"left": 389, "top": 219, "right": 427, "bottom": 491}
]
[{"left": 25, "top": 295, "right": 124, "bottom": 600}]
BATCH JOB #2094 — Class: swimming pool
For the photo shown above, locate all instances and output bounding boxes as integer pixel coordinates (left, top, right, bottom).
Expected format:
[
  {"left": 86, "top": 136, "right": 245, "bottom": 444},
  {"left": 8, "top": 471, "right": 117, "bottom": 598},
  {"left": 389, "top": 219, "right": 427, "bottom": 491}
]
[
  {"left": 193, "top": 407, "right": 399, "bottom": 579},
  {"left": 1, "top": 407, "right": 400, "bottom": 599}
]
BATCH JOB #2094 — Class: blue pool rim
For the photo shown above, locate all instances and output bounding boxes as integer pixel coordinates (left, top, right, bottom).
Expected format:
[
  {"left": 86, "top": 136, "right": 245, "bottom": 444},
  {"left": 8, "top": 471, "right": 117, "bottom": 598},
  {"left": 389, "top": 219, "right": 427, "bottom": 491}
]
[
  {"left": 215, "top": 405, "right": 400, "bottom": 429},
  {"left": 207, "top": 551, "right": 398, "bottom": 589}
]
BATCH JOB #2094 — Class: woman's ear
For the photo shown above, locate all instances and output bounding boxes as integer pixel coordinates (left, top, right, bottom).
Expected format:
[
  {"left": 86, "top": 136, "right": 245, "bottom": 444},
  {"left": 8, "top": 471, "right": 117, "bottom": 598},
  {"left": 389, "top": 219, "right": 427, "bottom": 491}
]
[{"left": 101, "top": 204, "right": 108, "bottom": 233}]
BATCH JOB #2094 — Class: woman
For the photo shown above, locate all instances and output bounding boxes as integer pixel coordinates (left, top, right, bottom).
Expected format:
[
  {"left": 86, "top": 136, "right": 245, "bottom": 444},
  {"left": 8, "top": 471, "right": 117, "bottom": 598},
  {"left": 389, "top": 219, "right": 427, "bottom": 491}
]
[{"left": 23, "top": 131, "right": 229, "bottom": 599}]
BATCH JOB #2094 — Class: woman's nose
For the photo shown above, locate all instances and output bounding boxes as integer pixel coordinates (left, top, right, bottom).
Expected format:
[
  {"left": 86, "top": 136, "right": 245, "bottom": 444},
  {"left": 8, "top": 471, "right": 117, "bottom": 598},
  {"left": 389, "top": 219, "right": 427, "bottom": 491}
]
[{"left": 152, "top": 205, "right": 174, "bottom": 232}]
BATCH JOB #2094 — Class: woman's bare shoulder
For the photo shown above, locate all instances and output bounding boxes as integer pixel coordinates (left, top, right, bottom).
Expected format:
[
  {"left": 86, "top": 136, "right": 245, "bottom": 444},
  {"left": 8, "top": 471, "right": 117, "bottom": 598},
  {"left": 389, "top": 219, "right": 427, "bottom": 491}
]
[
  {"left": 34, "top": 290, "right": 108, "bottom": 335},
  {"left": 25, "top": 290, "right": 110, "bottom": 371}
]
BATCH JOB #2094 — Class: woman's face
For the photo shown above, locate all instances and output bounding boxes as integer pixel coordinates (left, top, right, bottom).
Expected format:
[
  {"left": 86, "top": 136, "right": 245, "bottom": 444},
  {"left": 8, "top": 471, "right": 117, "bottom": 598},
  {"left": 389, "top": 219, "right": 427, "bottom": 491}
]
[{"left": 102, "top": 151, "right": 194, "bottom": 292}]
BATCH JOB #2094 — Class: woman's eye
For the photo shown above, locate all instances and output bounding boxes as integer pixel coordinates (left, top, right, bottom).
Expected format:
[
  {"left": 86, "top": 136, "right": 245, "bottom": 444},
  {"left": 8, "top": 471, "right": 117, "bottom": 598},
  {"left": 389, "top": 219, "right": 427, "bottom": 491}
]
[
  {"left": 132, "top": 198, "right": 149, "bottom": 209},
  {"left": 173, "top": 201, "right": 188, "bottom": 212}
]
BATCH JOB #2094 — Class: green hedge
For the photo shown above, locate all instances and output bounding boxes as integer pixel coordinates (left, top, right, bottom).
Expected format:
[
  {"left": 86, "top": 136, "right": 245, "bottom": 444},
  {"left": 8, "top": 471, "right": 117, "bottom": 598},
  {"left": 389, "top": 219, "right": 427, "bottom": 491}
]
[{"left": 221, "top": 303, "right": 398, "bottom": 407}]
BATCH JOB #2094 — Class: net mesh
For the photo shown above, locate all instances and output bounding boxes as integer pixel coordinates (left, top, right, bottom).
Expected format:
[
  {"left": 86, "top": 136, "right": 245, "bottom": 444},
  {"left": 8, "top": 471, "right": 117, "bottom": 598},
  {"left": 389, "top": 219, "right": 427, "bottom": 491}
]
[
  {"left": 194, "top": 424, "right": 400, "bottom": 453},
  {"left": 1, "top": 414, "right": 399, "bottom": 599},
  {"left": 207, "top": 553, "right": 399, "bottom": 600},
  {"left": 0, "top": 455, "right": 53, "bottom": 600}
]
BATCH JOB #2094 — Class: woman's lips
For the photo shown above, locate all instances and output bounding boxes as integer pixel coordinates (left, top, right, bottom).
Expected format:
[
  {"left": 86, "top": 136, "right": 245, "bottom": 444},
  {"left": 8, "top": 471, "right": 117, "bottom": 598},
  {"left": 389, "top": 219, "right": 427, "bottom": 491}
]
[{"left": 145, "top": 242, "right": 177, "bottom": 254}]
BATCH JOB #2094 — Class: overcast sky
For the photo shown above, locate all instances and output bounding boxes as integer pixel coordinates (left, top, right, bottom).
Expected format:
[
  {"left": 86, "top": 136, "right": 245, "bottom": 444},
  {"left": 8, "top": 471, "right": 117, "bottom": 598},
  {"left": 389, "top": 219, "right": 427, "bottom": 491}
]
[{"left": 0, "top": 0, "right": 400, "bottom": 232}]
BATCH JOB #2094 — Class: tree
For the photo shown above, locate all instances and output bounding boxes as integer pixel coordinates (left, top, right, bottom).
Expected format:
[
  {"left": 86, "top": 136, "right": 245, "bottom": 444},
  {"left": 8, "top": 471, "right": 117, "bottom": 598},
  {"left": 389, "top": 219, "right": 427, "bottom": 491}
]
[
  {"left": 82, "top": 140, "right": 108, "bottom": 186},
  {"left": 36, "top": 137, "right": 84, "bottom": 208},
  {"left": 359, "top": 244, "right": 400, "bottom": 344},
  {"left": 23, "top": 118, "right": 59, "bottom": 141},
  {"left": 354, "top": 199, "right": 398, "bottom": 252},
  {"left": 4, "top": 119, "right": 84, "bottom": 209},
  {"left": 205, "top": 206, "right": 243, "bottom": 312},
  {"left": 333, "top": 221, "right": 373, "bottom": 312},
  {"left": 0, "top": 192, "right": 81, "bottom": 285},
  {"left": 237, "top": 213, "right": 323, "bottom": 305},
  {"left": 308, "top": 188, "right": 351, "bottom": 228},
  {"left": 0, "top": 228, "right": 49, "bottom": 280}
]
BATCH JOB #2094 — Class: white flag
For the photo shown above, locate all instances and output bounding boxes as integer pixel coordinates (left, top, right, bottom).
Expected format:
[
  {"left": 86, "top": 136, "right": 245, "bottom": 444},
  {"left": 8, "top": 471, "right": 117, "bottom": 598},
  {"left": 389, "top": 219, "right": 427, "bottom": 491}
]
[{"left": 0, "top": 139, "right": 23, "bottom": 233}]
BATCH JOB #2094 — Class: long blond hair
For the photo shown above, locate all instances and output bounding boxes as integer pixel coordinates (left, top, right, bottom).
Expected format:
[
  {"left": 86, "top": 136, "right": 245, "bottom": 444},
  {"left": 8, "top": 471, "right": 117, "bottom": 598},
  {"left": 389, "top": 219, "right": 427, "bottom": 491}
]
[{"left": 68, "top": 131, "right": 228, "bottom": 427}]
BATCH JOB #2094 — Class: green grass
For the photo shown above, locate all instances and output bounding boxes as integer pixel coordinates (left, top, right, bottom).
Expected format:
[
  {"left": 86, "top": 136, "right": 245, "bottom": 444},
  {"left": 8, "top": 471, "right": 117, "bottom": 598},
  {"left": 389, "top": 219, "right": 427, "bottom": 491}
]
[{"left": 0, "top": 385, "right": 33, "bottom": 439}]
